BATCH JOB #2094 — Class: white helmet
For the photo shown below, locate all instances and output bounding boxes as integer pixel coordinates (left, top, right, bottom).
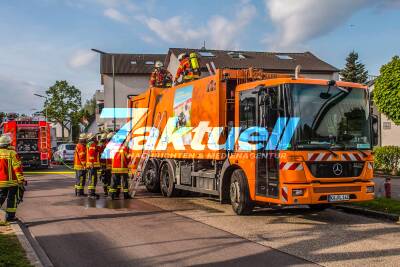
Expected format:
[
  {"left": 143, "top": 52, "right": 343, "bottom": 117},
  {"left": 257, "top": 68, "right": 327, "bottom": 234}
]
[
  {"left": 178, "top": 53, "right": 188, "bottom": 61},
  {"left": 0, "top": 134, "right": 12, "bottom": 146},
  {"left": 155, "top": 61, "right": 163, "bottom": 68}
]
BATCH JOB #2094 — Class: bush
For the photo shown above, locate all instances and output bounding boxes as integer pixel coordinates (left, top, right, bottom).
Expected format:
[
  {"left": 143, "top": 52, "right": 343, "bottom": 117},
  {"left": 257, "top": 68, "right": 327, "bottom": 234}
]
[{"left": 374, "top": 146, "right": 400, "bottom": 175}]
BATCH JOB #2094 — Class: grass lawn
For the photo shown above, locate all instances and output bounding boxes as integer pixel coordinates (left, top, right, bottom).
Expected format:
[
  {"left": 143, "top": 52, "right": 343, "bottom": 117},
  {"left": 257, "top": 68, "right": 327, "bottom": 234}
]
[
  {"left": 0, "top": 224, "right": 32, "bottom": 267},
  {"left": 352, "top": 197, "right": 400, "bottom": 215}
]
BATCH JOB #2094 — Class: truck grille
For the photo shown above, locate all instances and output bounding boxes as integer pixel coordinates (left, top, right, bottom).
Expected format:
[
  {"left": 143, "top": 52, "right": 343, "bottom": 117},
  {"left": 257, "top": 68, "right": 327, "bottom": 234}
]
[{"left": 306, "top": 161, "right": 364, "bottom": 178}]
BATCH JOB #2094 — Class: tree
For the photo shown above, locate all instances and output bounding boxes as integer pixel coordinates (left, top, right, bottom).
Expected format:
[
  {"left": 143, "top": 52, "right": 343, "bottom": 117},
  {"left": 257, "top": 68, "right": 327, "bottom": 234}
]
[
  {"left": 373, "top": 56, "right": 400, "bottom": 125},
  {"left": 44, "top": 81, "right": 82, "bottom": 139},
  {"left": 340, "top": 51, "right": 368, "bottom": 84}
]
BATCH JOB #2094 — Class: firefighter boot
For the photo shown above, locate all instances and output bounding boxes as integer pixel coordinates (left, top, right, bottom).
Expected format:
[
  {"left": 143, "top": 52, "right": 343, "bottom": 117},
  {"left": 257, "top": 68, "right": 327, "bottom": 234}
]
[
  {"left": 124, "top": 192, "right": 132, "bottom": 199},
  {"left": 103, "top": 186, "right": 108, "bottom": 197}
]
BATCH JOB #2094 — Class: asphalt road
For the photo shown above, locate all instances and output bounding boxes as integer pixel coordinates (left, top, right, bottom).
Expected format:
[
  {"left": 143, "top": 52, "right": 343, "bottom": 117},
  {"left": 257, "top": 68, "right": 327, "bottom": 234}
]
[{"left": 17, "top": 173, "right": 314, "bottom": 267}]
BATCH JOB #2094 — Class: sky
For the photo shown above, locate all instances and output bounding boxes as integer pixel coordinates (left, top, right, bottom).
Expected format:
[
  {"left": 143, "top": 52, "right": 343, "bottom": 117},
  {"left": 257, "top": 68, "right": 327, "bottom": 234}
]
[{"left": 0, "top": 0, "right": 399, "bottom": 114}]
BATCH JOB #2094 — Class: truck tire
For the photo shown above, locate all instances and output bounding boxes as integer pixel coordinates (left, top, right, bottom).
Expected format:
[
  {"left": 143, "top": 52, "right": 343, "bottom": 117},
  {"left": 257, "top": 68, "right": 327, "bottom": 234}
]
[
  {"left": 160, "top": 161, "right": 177, "bottom": 197},
  {"left": 143, "top": 159, "right": 160, "bottom": 193},
  {"left": 230, "top": 169, "right": 254, "bottom": 215}
]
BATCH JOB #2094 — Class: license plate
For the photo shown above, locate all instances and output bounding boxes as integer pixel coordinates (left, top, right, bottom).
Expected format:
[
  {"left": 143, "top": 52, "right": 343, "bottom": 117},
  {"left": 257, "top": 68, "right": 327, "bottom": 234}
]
[{"left": 328, "top": 194, "right": 350, "bottom": 202}]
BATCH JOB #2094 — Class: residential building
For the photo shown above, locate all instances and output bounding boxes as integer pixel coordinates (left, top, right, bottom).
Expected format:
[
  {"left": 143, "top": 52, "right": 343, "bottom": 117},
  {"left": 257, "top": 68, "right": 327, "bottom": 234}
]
[
  {"left": 96, "top": 53, "right": 166, "bottom": 130},
  {"left": 165, "top": 48, "right": 340, "bottom": 80},
  {"left": 369, "top": 81, "right": 400, "bottom": 146}
]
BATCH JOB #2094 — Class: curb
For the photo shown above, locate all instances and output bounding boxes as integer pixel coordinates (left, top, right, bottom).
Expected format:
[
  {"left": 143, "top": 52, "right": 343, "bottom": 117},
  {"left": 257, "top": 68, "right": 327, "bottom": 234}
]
[
  {"left": 11, "top": 220, "right": 54, "bottom": 267},
  {"left": 335, "top": 204, "right": 400, "bottom": 223}
]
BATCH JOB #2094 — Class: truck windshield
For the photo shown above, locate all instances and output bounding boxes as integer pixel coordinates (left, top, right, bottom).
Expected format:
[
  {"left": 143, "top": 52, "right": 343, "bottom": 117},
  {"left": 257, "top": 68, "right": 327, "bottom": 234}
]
[{"left": 289, "top": 84, "right": 371, "bottom": 150}]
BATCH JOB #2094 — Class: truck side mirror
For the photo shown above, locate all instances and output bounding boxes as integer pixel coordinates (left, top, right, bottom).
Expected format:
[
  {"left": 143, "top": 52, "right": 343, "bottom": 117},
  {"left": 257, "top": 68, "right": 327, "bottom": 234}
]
[{"left": 371, "top": 114, "right": 379, "bottom": 146}]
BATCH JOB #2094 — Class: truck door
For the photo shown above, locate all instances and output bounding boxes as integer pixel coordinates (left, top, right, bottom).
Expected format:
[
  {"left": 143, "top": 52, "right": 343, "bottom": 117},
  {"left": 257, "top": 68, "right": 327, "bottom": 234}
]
[{"left": 256, "top": 86, "right": 280, "bottom": 198}]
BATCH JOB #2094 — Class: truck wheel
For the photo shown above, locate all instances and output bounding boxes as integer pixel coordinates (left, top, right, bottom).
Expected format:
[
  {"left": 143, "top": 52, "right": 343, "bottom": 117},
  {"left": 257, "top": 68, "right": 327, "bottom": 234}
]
[
  {"left": 143, "top": 159, "right": 160, "bottom": 193},
  {"left": 230, "top": 169, "right": 254, "bottom": 215},
  {"left": 160, "top": 162, "right": 177, "bottom": 197},
  {"left": 309, "top": 204, "right": 331, "bottom": 211}
]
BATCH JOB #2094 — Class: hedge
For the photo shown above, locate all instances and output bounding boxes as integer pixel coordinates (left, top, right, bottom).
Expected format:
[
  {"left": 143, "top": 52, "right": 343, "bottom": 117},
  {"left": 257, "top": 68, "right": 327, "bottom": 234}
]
[{"left": 374, "top": 146, "right": 400, "bottom": 175}]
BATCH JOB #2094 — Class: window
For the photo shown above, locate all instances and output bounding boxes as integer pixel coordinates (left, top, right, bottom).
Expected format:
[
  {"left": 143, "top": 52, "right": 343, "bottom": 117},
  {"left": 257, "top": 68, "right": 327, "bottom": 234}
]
[
  {"left": 276, "top": 54, "right": 293, "bottom": 60},
  {"left": 130, "top": 61, "right": 137, "bottom": 64},
  {"left": 228, "top": 52, "right": 247, "bottom": 59},
  {"left": 199, "top": 51, "right": 215, "bottom": 57},
  {"left": 239, "top": 90, "right": 256, "bottom": 130},
  {"left": 383, "top": 122, "right": 391, "bottom": 130},
  {"left": 145, "top": 61, "right": 154, "bottom": 65}
]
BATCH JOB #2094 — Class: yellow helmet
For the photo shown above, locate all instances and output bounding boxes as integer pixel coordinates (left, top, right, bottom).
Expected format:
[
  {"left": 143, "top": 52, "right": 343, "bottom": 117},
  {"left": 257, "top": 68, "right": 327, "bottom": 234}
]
[
  {"left": 79, "top": 133, "right": 87, "bottom": 140},
  {"left": 107, "top": 132, "right": 114, "bottom": 139},
  {"left": 155, "top": 61, "right": 164, "bottom": 68},
  {"left": 86, "top": 133, "right": 94, "bottom": 140},
  {"left": 0, "top": 135, "right": 12, "bottom": 146}
]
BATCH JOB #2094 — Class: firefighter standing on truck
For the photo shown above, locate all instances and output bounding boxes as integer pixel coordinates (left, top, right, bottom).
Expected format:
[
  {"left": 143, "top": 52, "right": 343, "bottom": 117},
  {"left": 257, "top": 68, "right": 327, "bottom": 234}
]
[
  {"left": 98, "top": 133, "right": 111, "bottom": 196},
  {"left": 110, "top": 141, "right": 131, "bottom": 200},
  {"left": 174, "top": 52, "right": 201, "bottom": 84},
  {"left": 74, "top": 133, "right": 87, "bottom": 196},
  {"left": 0, "top": 134, "right": 25, "bottom": 222},
  {"left": 86, "top": 133, "right": 100, "bottom": 198},
  {"left": 149, "top": 61, "right": 173, "bottom": 88}
]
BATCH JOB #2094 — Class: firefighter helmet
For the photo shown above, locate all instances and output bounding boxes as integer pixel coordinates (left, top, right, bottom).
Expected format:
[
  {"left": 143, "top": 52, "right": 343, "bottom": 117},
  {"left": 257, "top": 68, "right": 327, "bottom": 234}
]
[
  {"left": 86, "top": 133, "right": 94, "bottom": 140},
  {"left": 107, "top": 132, "right": 114, "bottom": 139},
  {"left": 100, "top": 133, "right": 107, "bottom": 140},
  {"left": 79, "top": 133, "right": 86, "bottom": 140},
  {"left": 0, "top": 135, "right": 12, "bottom": 146},
  {"left": 178, "top": 53, "right": 188, "bottom": 61},
  {"left": 155, "top": 61, "right": 164, "bottom": 68}
]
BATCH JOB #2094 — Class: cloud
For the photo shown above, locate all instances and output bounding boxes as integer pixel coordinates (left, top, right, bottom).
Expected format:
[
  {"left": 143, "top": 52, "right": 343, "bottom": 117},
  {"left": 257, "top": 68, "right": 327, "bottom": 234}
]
[
  {"left": 103, "top": 8, "right": 129, "bottom": 23},
  {"left": 143, "top": 1, "right": 256, "bottom": 49},
  {"left": 68, "top": 50, "right": 96, "bottom": 69},
  {"left": 0, "top": 75, "right": 43, "bottom": 113},
  {"left": 264, "top": 0, "right": 371, "bottom": 49}
]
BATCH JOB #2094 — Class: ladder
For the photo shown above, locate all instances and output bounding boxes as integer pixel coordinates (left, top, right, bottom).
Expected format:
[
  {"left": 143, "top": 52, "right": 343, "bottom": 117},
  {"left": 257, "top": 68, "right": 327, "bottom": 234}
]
[
  {"left": 129, "top": 111, "right": 166, "bottom": 198},
  {"left": 39, "top": 126, "right": 49, "bottom": 166}
]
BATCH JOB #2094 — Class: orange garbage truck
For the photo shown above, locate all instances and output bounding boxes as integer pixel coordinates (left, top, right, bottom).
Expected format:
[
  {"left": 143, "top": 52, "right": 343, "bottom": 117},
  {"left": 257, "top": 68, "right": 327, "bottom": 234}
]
[
  {"left": 1, "top": 119, "right": 51, "bottom": 168},
  {"left": 125, "top": 68, "right": 377, "bottom": 215}
]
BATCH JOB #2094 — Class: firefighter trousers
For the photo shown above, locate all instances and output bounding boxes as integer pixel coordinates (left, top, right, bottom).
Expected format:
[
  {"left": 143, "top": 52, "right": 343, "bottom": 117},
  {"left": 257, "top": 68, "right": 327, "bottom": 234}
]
[
  {"left": 75, "top": 170, "right": 86, "bottom": 195},
  {"left": 0, "top": 186, "right": 18, "bottom": 221},
  {"left": 100, "top": 168, "right": 111, "bottom": 195},
  {"left": 87, "top": 168, "right": 98, "bottom": 196},
  {"left": 110, "top": 174, "right": 130, "bottom": 199}
]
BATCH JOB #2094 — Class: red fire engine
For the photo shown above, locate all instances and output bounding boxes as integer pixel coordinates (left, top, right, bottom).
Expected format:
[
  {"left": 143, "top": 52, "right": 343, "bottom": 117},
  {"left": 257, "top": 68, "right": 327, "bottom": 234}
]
[{"left": 0, "top": 119, "right": 51, "bottom": 168}]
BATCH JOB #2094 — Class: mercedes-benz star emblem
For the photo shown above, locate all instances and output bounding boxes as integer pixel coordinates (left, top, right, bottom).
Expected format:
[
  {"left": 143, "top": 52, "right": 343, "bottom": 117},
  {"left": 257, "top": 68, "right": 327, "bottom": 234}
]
[{"left": 332, "top": 163, "right": 343, "bottom": 176}]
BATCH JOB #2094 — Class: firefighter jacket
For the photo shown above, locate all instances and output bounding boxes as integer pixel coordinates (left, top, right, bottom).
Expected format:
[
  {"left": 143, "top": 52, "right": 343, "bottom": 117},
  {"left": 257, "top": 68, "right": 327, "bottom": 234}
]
[
  {"left": 0, "top": 148, "right": 24, "bottom": 188},
  {"left": 150, "top": 69, "right": 172, "bottom": 88},
  {"left": 86, "top": 141, "right": 100, "bottom": 168},
  {"left": 111, "top": 146, "right": 130, "bottom": 174},
  {"left": 73, "top": 143, "right": 86, "bottom": 170},
  {"left": 175, "top": 58, "right": 199, "bottom": 82}
]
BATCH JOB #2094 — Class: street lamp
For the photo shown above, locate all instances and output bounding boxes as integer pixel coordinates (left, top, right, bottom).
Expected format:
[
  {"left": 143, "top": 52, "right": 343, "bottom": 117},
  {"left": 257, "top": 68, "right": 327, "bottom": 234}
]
[
  {"left": 91, "top": 48, "right": 116, "bottom": 131},
  {"left": 34, "top": 93, "right": 48, "bottom": 121}
]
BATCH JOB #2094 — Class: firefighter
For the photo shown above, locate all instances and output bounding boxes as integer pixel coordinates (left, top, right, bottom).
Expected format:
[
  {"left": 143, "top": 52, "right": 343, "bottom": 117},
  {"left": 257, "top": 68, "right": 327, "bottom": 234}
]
[
  {"left": 98, "top": 133, "right": 110, "bottom": 196},
  {"left": 174, "top": 52, "right": 200, "bottom": 84},
  {"left": 104, "top": 132, "right": 114, "bottom": 196},
  {"left": 149, "top": 61, "right": 173, "bottom": 88},
  {"left": 73, "top": 133, "right": 87, "bottom": 196},
  {"left": 0, "top": 134, "right": 25, "bottom": 222},
  {"left": 86, "top": 133, "right": 100, "bottom": 198},
  {"left": 110, "top": 141, "right": 131, "bottom": 200}
]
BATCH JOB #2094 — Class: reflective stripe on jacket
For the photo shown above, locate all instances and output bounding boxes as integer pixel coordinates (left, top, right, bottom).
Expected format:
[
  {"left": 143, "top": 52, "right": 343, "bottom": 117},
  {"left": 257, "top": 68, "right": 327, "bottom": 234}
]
[
  {"left": 73, "top": 143, "right": 86, "bottom": 170},
  {"left": 87, "top": 141, "right": 100, "bottom": 168},
  {"left": 0, "top": 148, "right": 24, "bottom": 188},
  {"left": 111, "top": 146, "right": 130, "bottom": 174}
]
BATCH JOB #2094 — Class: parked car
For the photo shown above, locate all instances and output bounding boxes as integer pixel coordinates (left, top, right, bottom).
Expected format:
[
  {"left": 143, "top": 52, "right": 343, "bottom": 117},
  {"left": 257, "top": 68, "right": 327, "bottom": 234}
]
[{"left": 53, "top": 143, "right": 76, "bottom": 163}]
